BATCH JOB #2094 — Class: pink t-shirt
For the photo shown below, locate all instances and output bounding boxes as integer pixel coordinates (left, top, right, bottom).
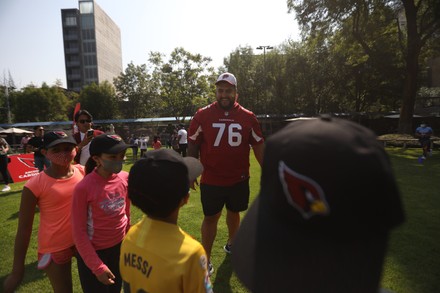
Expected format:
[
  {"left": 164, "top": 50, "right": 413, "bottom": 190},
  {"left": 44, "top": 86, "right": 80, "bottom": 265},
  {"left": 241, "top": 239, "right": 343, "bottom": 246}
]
[
  {"left": 24, "top": 164, "right": 85, "bottom": 254},
  {"left": 152, "top": 140, "right": 162, "bottom": 150},
  {"left": 72, "top": 169, "right": 130, "bottom": 275}
]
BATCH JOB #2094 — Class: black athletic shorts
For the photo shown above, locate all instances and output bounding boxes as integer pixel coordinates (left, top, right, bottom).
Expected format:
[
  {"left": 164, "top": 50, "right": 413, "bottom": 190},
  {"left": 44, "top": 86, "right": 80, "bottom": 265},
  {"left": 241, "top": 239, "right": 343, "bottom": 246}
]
[{"left": 200, "top": 178, "right": 250, "bottom": 216}]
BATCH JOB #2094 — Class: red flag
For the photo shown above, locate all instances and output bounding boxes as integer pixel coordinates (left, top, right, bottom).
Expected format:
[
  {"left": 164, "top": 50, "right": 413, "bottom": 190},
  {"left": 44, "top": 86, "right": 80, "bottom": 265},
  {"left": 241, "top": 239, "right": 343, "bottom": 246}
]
[{"left": 73, "top": 103, "right": 81, "bottom": 135}]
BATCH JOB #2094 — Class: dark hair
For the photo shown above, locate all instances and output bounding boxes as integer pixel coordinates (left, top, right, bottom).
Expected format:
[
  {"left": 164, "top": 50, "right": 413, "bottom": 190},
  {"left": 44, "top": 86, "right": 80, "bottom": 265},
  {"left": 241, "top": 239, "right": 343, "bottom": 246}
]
[
  {"left": 85, "top": 157, "right": 97, "bottom": 175},
  {"left": 74, "top": 110, "right": 93, "bottom": 122},
  {"left": 128, "top": 158, "right": 189, "bottom": 218},
  {"left": 33, "top": 125, "right": 43, "bottom": 130}
]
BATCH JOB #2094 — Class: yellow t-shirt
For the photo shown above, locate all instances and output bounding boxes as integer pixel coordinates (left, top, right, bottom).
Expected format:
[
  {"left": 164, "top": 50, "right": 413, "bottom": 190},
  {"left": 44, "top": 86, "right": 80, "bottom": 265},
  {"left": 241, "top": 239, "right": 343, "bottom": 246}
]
[{"left": 120, "top": 216, "right": 213, "bottom": 293}]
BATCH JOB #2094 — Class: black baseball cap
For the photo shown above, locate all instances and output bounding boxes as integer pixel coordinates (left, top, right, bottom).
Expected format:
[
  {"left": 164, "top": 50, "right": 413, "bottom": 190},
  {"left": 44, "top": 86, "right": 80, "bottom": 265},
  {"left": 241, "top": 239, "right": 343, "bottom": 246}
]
[
  {"left": 43, "top": 131, "right": 77, "bottom": 149},
  {"left": 128, "top": 149, "right": 203, "bottom": 218},
  {"left": 232, "top": 116, "right": 405, "bottom": 292},
  {"left": 89, "top": 134, "right": 128, "bottom": 156}
]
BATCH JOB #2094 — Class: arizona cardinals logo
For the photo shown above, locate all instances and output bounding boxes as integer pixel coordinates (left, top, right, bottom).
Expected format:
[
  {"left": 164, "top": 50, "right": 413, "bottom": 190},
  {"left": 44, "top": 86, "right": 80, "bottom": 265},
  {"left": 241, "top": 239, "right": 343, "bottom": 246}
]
[
  {"left": 18, "top": 157, "right": 37, "bottom": 169},
  {"left": 107, "top": 135, "right": 122, "bottom": 141},
  {"left": 55, "top": 131, "right": 68, "bottom": 138},
  {"left": 278, "top": 161, "right": 329, "bottom": 219}
]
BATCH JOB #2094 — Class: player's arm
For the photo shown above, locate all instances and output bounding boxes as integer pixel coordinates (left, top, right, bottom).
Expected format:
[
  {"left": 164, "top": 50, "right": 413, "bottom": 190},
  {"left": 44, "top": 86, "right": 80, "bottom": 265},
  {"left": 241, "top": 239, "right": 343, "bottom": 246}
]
[
  {"left": 187, "top": 142, "right": 201, "bottom": 190},
  {"left": 3, "top": 187, "right": 37, "bottom": 293},
  {"left": 187, "top": 141, "right": 200, "bottom": 159},
  {"left": 252, "top": 143, "right": 264, "bottom": 167}
]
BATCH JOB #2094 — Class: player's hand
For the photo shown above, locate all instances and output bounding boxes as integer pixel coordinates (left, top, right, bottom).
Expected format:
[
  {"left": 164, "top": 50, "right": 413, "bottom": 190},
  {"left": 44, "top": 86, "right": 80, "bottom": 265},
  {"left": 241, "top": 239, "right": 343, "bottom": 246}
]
[
  {"left": 96, "top": 268, "right": 115, "bottom": 285},
  {"left": 190, "top": 179, "right": 199, "bottom": 190},
  {"left": 3, "top": 269, "right": 24, "bottom": 293}
]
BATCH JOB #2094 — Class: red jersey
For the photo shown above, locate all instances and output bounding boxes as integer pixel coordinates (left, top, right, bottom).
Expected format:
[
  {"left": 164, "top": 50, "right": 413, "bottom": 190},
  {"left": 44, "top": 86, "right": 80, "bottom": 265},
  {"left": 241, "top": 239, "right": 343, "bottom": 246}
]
[{"left": 188, "top": 101, "right": 264, "bottom": 186}]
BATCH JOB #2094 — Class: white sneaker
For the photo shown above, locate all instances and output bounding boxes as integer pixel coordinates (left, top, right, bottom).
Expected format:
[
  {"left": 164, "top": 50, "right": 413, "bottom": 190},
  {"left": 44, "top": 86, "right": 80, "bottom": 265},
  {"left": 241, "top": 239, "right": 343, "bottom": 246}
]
[
  {"left": 2, "top": 185, "right": 11, "bottom": 192},
  {"left": 208, "top": 262, "right": 214, "bottom": 276}
]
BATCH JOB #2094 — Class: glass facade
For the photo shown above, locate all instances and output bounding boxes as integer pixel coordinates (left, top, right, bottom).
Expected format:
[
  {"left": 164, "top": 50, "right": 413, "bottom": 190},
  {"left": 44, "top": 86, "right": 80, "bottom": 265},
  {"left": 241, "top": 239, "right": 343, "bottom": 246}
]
[
  {"left": 62, "top": 1, "right": 122, "bottom": 92},
  {"left": 79, "top": 1, "right": 94, "bottom": 14}
]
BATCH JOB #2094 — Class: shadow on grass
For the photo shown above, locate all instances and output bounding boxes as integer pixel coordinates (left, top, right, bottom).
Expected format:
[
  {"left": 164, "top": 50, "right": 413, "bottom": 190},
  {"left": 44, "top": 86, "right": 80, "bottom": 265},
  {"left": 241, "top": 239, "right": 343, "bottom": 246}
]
[
  {"left": 7, "top": 207, "right": 39, "bottom": 221},
  {"left": 0, "top": 260, "right": 46, "bottom": 289},
  {"left": 0, "top": 189, "right": 20, "bottom": 198},
  {"left": 213, "top": 255, "right": 234, "bottom": 293}
]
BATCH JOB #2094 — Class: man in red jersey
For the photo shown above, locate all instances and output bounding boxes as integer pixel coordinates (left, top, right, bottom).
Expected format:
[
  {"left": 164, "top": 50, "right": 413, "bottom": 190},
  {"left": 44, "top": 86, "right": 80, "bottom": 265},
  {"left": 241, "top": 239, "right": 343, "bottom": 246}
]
[{"left": 188, "top": 72, "right": 264, "bottom": 275}]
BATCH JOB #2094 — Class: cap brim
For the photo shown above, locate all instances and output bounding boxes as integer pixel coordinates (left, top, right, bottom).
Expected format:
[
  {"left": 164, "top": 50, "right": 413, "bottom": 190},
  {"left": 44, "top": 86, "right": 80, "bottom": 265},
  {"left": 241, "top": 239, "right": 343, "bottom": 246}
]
[
  {"left": 45, "top": 137, "right": 77, "bottom": 148},
  {"left": 232, "top": 195, "right": 390, "bottom": 292},
  {"left": 182, "top": 157, "right": 203, "bottom": 181}
]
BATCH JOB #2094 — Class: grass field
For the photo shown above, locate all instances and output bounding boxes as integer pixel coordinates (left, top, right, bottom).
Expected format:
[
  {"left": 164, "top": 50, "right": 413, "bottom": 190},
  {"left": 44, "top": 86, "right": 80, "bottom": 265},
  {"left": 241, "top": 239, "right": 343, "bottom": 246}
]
[{"left": 0, "top": 146, "right": 439, "bottom": 293}]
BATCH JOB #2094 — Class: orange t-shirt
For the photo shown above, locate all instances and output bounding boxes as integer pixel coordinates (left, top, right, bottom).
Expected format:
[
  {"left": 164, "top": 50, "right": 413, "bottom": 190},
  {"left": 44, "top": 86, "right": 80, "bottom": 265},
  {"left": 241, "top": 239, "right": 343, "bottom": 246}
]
[{"left": 25, "top": 165, "right": 85, "bottom": 253}]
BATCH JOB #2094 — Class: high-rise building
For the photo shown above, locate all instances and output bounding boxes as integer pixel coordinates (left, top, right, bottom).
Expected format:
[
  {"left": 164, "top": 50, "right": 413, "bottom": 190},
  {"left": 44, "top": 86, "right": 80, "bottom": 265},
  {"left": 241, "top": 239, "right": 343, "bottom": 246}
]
[{"left": 61, "top": 0, "right": 122, "bottom": 92}]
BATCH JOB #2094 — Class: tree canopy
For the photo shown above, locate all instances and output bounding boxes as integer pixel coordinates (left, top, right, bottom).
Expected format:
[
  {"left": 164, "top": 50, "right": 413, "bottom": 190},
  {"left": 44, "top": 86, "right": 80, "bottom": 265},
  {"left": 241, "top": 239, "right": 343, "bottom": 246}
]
[{"left": 287, "top": 0, "right": 440, "bottom": 132}]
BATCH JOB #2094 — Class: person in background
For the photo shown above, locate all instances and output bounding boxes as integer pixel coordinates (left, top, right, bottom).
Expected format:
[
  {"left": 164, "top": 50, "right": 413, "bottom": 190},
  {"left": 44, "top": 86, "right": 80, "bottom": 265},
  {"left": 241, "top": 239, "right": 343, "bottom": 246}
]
[
  {"left": 73, "top": 110, "right": 104, "bottom": 165},
  {"left": 177, "top": 124, "right": 188, "bottom": 157},
  {"left": 232, "top": 116, "right": 405, "bottom": 293},
  {"left": 0, "top": 136, "right": 11, "bottom": 191},
  {"left": 108, "top": 124, "right": 115, "bottom": 134},
  {"left": 415, "top": 121, "right": 434, "bottom": 159},
  {"left": 72, "top": 134, "right": 130, "bottom": 293},
  {"left": 3, "top": 131, "right": 84, "bottom": 293},
  {"left": 165, "top": 123, "right": 175, "bottom": 149},
  {"left": 20, "top": 134, "right": 31, "bottom": 153},
  {"left": 152, "top": 136, "right": 162, "bottom": 150},
  {"left": 27, "top": 126, "right": 51, "bottom": 172},
  {"left": 128, "top": 135, "right": 139, "bottom": 161},
  {"left": 139, "top": 136, "right": 148, "bottom": 157},
  {"left": 171, "top": 129, "right": 180, "bottom": 152},
  {"left": 120, "top": 149, "right": 212, "bottom": 293},
  {"left": 187, "top": 72, "right": 264, "bottom": 275}
]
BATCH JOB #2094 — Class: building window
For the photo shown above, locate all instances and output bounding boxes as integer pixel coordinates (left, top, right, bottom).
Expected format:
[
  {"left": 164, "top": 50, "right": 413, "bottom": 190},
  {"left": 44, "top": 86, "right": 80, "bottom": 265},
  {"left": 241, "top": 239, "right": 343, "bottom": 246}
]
[
  {"left": 80, "top": 14, "right": 94, "bottom": 28},
  {"left": 83, "top": 42, "right": 96, "bottom": 53},
  {"left": 82, "top": 29, "right": 95, "bottom": 40},
  {"left": 84, "top": 68, "right": 98, "bottom": 80},
  {"left": 84, "top": 55, "right": 97, "bottom": 66},
  {"left": 65, "top": 16, "right": 77, "bottom": 26},
  {"left": 79, "top": 1, "right": 94, "bottom": 14}
]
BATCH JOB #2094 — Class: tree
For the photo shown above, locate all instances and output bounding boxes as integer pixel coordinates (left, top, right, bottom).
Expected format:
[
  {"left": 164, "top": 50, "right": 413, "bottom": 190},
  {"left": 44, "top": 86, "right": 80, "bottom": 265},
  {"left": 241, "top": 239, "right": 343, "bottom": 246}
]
[
  {"left": 78, "top": 81, "right": 119, "bottom": 120},
  {"left": 287, "top": 0, "right": 440, "bottom": 133},
  {"left": 12, "top": 85, "right": 71, "bottom": 122},
  {"left": 225, "top": 46, "right": 262, "bottom": 113},
  {"left": 113, "top": 62, "right": 157, "bottom": 119},
  {"left": 149, "top": 47, "right": 213, "bottom": 121}
]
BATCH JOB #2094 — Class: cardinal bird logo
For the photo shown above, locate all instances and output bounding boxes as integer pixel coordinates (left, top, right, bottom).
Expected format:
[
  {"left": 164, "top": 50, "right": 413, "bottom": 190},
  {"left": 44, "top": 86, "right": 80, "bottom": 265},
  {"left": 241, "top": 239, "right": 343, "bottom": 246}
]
[
  {"left": 54, "top": 131, "right": 68, "bottom": 138},
  {"left": 17, "top": 157, "right": 37, "bottom": 169},
  {"left": 107, "top": 135, "right": 122, "bottom": 141},
  {"left": 278, "top": 161, "right": 330, "bottom": 219}
]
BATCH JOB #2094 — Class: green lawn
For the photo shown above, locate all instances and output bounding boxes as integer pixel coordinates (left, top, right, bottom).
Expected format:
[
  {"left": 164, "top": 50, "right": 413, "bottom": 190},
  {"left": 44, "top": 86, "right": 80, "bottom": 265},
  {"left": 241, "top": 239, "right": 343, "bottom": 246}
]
[{"left": 0, "top": 147, "right": 439, "bottom": 292}]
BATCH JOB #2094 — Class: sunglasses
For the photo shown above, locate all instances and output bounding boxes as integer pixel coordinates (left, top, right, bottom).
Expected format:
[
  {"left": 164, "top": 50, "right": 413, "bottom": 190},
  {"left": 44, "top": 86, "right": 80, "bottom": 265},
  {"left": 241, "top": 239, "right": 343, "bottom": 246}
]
[{"left": 78, "top": 119, "right": 92, "bottom": 124}]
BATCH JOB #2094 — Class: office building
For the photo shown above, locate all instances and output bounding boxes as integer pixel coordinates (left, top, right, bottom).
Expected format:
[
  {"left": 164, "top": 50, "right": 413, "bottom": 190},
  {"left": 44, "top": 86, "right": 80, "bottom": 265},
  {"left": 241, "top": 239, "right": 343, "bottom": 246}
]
[{"left": 61, "top": 0, "right": 122, "bottom": 92}]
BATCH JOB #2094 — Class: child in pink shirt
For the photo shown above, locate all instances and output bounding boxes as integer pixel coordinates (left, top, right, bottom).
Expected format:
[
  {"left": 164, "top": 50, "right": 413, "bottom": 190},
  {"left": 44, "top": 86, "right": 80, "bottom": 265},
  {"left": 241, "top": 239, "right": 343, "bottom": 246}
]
[
  {"left": 152, "top": 136, "right": 162, "bottom": 150},
  {"left": 72, "top": 134, "right": 130, "bottom": 293},
  {"left": 3, "top": 131, "right": 84, "bottom": 293}
]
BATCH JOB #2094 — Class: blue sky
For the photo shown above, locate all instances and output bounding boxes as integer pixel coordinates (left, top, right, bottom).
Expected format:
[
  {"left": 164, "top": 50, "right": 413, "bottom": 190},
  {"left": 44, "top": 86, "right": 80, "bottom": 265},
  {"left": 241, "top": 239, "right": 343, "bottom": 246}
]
[{"left": 0, "top": 0, "right": 300, "bottom": 89}]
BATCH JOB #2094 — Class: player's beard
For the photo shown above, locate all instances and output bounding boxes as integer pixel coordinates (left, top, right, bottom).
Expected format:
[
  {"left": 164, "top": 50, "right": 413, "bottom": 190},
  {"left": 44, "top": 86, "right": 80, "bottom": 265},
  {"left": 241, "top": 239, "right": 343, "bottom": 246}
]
[{"left": 218, "top": 97, "right": 235, "bottom": 110}]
